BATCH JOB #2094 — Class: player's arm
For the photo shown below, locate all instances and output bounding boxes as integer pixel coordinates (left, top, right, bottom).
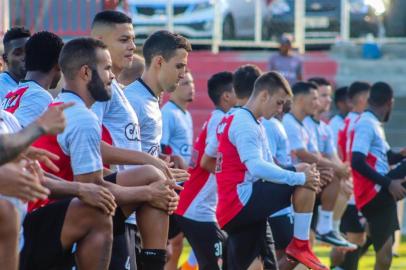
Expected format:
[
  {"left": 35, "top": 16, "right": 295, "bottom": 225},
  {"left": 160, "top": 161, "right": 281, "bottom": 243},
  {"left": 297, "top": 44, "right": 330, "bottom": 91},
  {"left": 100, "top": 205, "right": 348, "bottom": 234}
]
[
  {"left": 0, "top": 103, "right": 73, "bottom": 165},
  {"left": 100, "top": 142, "right": 189, "bottom": 182},
  {"left": 231, "top": 120, "right": 305, "bottom": 187},
  {"left": 200, "top": 115, "right": 223, "bottom": 173},
  {"left": 200, "top": 154, "right": 216, "bottom": 173},
  {"left": 387, "top": 150, "right": 405, "bottom": 165}
]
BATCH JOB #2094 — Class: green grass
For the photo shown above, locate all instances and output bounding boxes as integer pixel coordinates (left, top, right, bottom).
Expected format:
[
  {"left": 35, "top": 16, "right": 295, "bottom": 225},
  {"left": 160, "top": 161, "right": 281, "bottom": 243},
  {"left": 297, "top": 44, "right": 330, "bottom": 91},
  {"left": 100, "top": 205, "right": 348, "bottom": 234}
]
[
  {"left": 315, "top": 237, "right": 406, "bottom": 270},
  {"left": 179, "top": 237, "right": 406, "bottom": 269}
]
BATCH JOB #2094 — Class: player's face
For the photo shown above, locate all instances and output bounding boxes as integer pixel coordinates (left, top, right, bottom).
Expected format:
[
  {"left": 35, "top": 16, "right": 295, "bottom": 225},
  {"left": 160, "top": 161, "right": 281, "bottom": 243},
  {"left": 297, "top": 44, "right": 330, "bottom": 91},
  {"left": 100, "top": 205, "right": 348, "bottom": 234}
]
[
  {"left": 174, "top": 72, "right": 195, "bottom": 103},
  {"left": 88, "top": 49, "right": 114, "bottom": 101},
  {"left": 5, "top": 45, "right": 27, "bottom": 80},
  {"left": 102, "top": 23, "right": 136, "bottom": 72},
  {"left": 158, "top": 48, "right": 188, "bottom": 93},
  {"left": 50, "top": 67, "right": 61, "bottom": 89},
  {"left": 383, "top": 98, "right": 394, "bottom": 122},
  {"left": 262, "top": 88, "right": 288, "bottom": 120},
  {"left": 318, "top": 85, "right": 332, "bottom": 113},
  {"left": 304, "top": 89, "right": 319, "bottom": 116}
]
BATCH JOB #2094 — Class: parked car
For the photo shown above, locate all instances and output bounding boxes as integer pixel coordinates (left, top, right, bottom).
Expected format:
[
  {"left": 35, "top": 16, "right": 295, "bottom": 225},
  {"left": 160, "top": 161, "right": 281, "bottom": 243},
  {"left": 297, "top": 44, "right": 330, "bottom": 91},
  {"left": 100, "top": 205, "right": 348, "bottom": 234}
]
[
  {"left": 121, "top": 0, "right": 273, "bottom": 40},
  {"left": 268, "top": 0, "right": 379, "bottom": 40}
]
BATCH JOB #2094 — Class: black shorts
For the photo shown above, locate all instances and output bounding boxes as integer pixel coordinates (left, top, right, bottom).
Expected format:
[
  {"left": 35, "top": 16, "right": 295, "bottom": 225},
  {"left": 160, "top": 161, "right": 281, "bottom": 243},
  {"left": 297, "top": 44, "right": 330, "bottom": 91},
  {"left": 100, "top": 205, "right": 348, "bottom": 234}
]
[
  {"left": 104, "top": 172, "right": 127, "bottom": 236},
  {"left": 359, "top": 161, "right": 406, "bottom": 252},
  {"left": 20, "top": 199, "right": 73, "bottom": 270},
  {"left": 361, "top": 189, "right": 399, "bottom": 252},
  {"left": 175, "top": 215, "right": 226, "bottom": 270},
  {"left": 340, "top": 205, "right": 366, "bottom": 234},
  {"left": 268, "top": 214, "right": 294, "bottom": 250},
  {"left": 105, "top": 172, "right": 136, "bottom": 270},
  {"left": 223, "top": 181, "right": 294, "bottom": 269},
  {"left": 168, "top": 213, "right": 183, "bottom": 239}
]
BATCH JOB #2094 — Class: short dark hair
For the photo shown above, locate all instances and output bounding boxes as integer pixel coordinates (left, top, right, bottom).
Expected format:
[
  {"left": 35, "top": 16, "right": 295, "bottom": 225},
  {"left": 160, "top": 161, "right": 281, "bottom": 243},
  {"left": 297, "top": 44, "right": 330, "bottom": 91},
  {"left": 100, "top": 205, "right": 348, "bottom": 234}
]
[
  {"left": 348, "top": 81, "right": 370, "bottom": 100},
  {"left": 233, "top": 64, "right": 262, "bottom": 99},
  {"left": 59, "top": 38, "right": 108, "bottom": 80},
  {"left": 369, "top": 82, "right": 393, "bottom": 107},
  {"left": 143, "top": 30, "right": 192, "bottom": 67},
  {"left": 253, "top": 71, "right": 292, "bottom": 97},
  {"left": 91, "top": 10, "right": 132, "bottom": 28},
  {"left": 308, "top": 77, "right": 331, "bottom": 87},
  {"left": 25, "top": 31, "right": 63, "bottom": 73},
  {"left": 292, "top": 81, "right": 318, "bottom": 96},
  {"left": 3, "top": 27, "right": 31, "bottom": 46},
  {"left": 207, "top": 71, "right": 233, "bottom": 106},
  {"left": 334, "top": 86, "right": 348, "bottom": 105}
]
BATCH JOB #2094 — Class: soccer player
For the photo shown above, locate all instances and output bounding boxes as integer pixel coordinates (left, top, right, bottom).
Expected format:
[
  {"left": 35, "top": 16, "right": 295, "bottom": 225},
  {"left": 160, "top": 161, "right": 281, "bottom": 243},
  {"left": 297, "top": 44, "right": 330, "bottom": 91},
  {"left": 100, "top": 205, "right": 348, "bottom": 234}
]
[
  {"left": 173, "top": 71, "right": 236, "bottom": 270},
  {"left": 161, "top": 69, "right": 195, "bottom": 165},
  {"left": 0, "top": 105, "right": 117, "bottom": 270},
  {"left": 338, "top": 81, "right": 371, "bottom": 161},
  {"left": 283, "top": 81, "right": 352, "bottom": 248},
  {"left": 1, "top": 31, "right": 63, "bottom": 127},
  {"left": 90, "top": 12, "right": 189, "bottom": 268},
  {"left": 351, "top": 82, "right": 406, "bottom": 270},
  {"left": 329, "top": 86, "right": 351, "bottom": 146},
  {"left": 35, "top": 37, "right": 179, "bottom": 270},
  {"left": 306, "top": 78, "right": 356, "bottom": 249},
  {"left": 216, "top": 72, "right": 326, "bottom": 270},
  {"left": 0, "top": 27, "right": 31, "bottom": 101},
  {"left": 124, "top": 30, "right": 191, "bottom": 164},
  {"left": 160, "top": 68, "right": 194, "bottom": 269}
]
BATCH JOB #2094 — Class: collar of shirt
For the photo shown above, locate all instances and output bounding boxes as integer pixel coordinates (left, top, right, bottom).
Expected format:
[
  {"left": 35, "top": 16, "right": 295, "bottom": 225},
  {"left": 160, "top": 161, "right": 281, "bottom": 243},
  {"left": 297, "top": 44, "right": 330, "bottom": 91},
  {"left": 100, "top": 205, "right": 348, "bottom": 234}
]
[{"left": 137, "top": 78, "right": 158, "bottom": 100}]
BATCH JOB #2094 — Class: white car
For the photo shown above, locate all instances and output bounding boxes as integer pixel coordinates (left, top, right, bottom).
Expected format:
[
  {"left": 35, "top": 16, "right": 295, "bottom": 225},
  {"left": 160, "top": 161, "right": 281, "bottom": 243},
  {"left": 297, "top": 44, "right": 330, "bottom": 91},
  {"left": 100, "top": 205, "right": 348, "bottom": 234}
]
[{"left": 121, "top": 0, "right": 273, "bottom": 40}]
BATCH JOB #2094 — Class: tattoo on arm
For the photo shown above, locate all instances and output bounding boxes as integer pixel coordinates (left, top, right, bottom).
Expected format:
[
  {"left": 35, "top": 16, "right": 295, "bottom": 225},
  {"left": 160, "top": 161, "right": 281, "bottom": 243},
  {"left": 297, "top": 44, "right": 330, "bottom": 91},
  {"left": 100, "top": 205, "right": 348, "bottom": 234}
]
[{"left": 0, "top": 122, "right": 45, "bottom": 165}]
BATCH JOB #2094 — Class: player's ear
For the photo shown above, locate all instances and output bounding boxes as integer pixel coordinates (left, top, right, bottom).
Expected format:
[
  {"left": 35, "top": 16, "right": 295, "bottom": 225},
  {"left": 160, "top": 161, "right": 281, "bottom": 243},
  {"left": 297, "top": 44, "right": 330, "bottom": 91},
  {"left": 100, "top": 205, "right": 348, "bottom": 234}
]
[{"left": 79, "top": 64, "right": 92, "bottom": 82}]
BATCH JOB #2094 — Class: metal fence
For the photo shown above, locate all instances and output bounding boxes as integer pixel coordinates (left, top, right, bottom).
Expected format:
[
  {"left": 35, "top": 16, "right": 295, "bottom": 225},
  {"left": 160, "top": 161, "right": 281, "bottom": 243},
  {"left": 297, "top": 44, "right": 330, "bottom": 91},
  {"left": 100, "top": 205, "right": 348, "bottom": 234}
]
[{"left": 1, "top": 0, "right": 405, "bottom": 53}]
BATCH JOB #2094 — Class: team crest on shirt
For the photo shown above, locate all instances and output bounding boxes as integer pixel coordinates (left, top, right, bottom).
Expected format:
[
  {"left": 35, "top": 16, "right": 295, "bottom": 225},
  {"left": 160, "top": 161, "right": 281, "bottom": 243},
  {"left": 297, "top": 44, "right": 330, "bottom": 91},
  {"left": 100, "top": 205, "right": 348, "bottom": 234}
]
[
  {"left": 180, "top": 144, "right": 191, "bottom": 156},
  {"left": 125, "top": 123, "right": 141, "bottom": 141},
  {"left": 1, "top": 86, "right": 29, "bottom": 113}
]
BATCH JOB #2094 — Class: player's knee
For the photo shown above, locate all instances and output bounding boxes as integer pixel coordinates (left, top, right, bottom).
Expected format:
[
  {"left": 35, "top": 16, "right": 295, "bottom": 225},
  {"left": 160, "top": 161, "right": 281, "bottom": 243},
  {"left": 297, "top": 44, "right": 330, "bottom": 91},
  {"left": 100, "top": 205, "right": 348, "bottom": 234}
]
[
  {"left": 169, "top": 234, "right": 183, "bottom": 251},
  {"left": 347, "top": 233, "right": 366, "bottom": 246},
  {"left": 143, "top": 164, "right": 166, "bottom": 184},
  {"left": 71, "top": 199, "right": 113, "bottom": 233},
  {"left": 0, "top": 200, "right": 18, "bottom": 235}
]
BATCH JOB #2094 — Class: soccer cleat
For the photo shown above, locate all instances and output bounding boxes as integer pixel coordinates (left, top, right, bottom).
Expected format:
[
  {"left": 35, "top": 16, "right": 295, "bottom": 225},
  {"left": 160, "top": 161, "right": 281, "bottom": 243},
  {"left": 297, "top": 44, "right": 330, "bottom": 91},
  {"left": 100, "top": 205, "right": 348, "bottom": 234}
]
[
  {"left": 316, "top": 231, "right": 357, "bottom": 250},
  {"left": 285, "top": 237, "right": 329, "bottom": 270}
]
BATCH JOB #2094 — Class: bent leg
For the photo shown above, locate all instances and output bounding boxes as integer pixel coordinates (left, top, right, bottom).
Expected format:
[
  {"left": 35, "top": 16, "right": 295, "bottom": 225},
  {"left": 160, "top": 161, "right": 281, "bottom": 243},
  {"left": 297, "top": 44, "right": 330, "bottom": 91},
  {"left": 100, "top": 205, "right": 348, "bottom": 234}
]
[
  {"left": 0, "top": 200, "right": 19, "bottom": 270},
  {"left": 61, "top": 198, "right": 113, "bottom": 270}
]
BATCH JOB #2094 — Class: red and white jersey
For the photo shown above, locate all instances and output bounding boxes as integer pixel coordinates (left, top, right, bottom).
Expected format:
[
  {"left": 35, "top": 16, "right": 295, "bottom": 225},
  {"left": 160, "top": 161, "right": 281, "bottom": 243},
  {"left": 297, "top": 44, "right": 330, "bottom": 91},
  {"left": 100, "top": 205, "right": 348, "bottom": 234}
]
[
  {"left": 175, "top": 109, "right": 225, "bottom": 222},
  {"left": 1, "top": 80, "right": 53, "bottom": 127},
  {"left": 351, "top": 111, "right": 390, "bottom": 209},
  {"left": 215, "top": 108, "right": 272, "bottom": 227},
  {"left": 337, "top": 112, "right": 360, "bottom": 161}
]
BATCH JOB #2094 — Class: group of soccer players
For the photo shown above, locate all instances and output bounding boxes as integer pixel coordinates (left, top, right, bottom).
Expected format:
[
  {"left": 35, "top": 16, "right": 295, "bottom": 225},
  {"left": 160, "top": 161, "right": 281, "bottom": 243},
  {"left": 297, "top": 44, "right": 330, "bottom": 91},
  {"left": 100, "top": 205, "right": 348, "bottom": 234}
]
[{"left": 0, "top": 9, "right": 405, "bottom": 270}]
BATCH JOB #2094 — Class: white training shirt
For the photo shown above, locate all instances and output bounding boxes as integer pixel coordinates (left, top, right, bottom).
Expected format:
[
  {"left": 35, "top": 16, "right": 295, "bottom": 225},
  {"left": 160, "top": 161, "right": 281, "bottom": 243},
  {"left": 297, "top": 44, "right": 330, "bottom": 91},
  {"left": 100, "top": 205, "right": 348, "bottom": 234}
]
[
  {"left": 161, "top": 100, "right": 193, "bottom": 164},
  {"left": 125, "top": 79, "right": 161, "bottom": 157}
]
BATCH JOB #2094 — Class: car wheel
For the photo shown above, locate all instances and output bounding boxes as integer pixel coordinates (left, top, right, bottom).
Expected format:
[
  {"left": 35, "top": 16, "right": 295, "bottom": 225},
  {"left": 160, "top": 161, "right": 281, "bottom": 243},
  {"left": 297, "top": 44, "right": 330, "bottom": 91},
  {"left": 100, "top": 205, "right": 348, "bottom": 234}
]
[{"left": 222, "top": 15, "right": 235, "bottom": 40}]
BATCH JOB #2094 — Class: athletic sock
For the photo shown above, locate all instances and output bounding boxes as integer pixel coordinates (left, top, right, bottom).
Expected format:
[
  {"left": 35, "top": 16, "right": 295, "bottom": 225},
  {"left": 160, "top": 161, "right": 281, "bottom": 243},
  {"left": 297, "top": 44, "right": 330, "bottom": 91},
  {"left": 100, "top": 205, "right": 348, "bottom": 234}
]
[
  {"left": 339, "top": 247, "right": 361, "bottom": 270},
  {"left": 333, "top": 220, "right": 341, "bottom": 233},
  {"left": 293, "top": 212, "right": 313, "bottom": 240},
  {"left": 316, "top": 209, "right": 333, "bottom": 234},
  {"left": 140, "top": 249, "right": 166, "bottom": 270}
]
